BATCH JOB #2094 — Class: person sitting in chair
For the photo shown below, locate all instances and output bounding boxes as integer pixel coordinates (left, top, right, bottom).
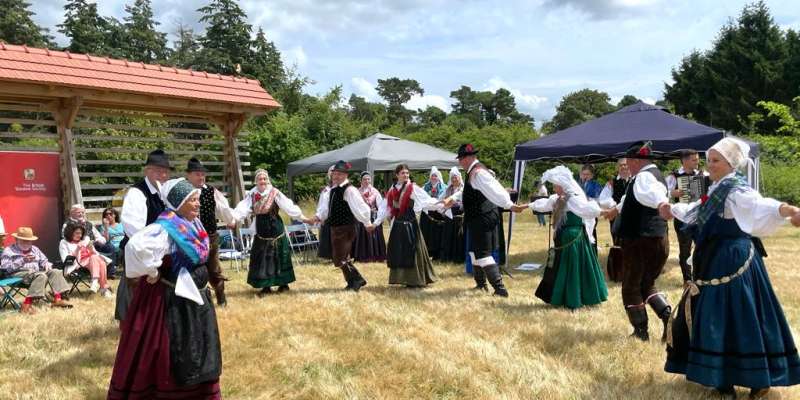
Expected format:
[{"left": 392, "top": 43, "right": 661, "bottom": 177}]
[
  {"left": 59, "top": 223, "right": 113, "bottom": 298},
  {"left": 0, "top": 226, "right": 72, "bottom": 314},
  {"left": 62, "top": 204, "right": 112, "bottom": 255}
]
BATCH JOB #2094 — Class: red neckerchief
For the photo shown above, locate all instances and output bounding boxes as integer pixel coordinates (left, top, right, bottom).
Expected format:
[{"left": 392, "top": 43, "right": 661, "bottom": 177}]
[
  {"left": 385, "top": 182, "right": 413, "bottom": 218},
  {"left": 360, "top": 186, "right": 374, "bottom": 205}
]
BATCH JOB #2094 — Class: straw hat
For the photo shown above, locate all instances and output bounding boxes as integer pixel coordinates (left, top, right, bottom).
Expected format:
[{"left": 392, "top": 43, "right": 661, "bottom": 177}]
[{"left": 11, "top": 227, "right": 38, "bottom": 241}]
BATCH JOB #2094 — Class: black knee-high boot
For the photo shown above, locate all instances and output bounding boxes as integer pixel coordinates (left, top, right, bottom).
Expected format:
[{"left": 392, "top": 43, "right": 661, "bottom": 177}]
[
  {"left": 647, "top": 293, "right": 672, "bottom": 342},
  {"left": 473, "top": 265, "right": 488, "bottom": 291},
  {"left": 626, "top": 306, "right": 649, "bottom": 341},
  {"left": 347, "top": 262, "right": 367, "bottom": 291},
  {"left": 483, "top": 264, "right": 508, "bottom": 297}
]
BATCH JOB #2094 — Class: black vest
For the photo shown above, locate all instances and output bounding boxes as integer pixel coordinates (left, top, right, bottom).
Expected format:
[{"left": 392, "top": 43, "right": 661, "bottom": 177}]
[
  {"left": 198, "top": 185, "right": 217, "bottom": 234},
  {"left": 618, "top": 167, "right": 667, "bottom": 239},
  {"left": 612, "top": 177, "right": 629, "bottom": 204},
  {"left": 463, "top": 163, "right": 500, "bottom": 232},
  {"left": 327, "top": 184, "right": 356, "bottom": 226},
  {"left": 132, "top": 179, "right": 166, "bottom": 225}
]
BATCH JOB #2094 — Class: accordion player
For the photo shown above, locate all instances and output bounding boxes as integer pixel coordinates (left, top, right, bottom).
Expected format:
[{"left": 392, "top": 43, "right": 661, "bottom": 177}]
[{"left": 676, "top": 174, "right": 710, "bottom": 203}]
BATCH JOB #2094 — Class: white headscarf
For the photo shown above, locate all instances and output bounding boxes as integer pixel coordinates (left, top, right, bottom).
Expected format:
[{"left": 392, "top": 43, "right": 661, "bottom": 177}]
[
  {"left": 429, "top": 166, "right": 443, "bottom": 181},
  {"left": 448, "top": 167, "right": 462, "bottom": 185},
  {"left": 709, "top": 137, "right": 751, "bottom": 170},
  {"left": 159, "top": 178, "right": 200, "bottom": 211},
  {"left": 541, "top": 165, "right": 596, "bottom": 243},
  {"left": 253, "top": 169, "right": 271, "bottom": 185}
]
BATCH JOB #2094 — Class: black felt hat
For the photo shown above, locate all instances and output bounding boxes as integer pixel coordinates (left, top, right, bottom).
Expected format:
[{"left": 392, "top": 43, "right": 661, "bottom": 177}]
[
  {"left": 624, "top": 140, "right": 656, "bottom": 159},
  {"left": 456, "top": 143, "right": 479, "bottom": 159},
  {"left": 145, "top": 149, "right": 172, "bottom": 169},
  {"left": 186, "top": 157, "right": 208, "bottom": 173},
  {"left": 332, "top": 160, "right": 352, "bottom": 173}
]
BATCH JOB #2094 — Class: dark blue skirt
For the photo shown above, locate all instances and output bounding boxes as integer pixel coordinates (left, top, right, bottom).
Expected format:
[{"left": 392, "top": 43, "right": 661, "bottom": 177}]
[{"left": 665, "top": 236, "right": 800, "bottom": 389}]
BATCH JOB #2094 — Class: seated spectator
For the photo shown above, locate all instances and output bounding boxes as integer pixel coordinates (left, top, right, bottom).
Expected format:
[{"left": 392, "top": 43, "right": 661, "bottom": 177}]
[
  {"left": 60, "top": 223, "right": 113, "bottom": 298},
  {"left": 97, "top": 207, "right": 123, "bottom": 277},
  {"left": 61, "top": 204, "right": 112, "bottom": 254},
  {"left": 1, "top": 226, "right": 72, "bottom": 315}
]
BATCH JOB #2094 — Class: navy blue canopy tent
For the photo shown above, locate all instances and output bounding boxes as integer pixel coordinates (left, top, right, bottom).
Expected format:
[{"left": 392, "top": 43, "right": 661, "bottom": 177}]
[{"left": 506, "top": 101, "right": 761, "bottom": 263}]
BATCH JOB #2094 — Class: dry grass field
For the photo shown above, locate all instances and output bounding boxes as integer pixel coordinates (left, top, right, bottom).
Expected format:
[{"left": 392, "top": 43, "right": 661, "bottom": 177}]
[{"left": 2, "top": 211, "right": 800, "bottom": 400}]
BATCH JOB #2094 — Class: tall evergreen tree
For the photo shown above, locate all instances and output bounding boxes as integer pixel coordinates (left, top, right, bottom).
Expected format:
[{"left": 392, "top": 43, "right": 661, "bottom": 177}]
[
  {"left": 550, "top": 89, "right": 614, "bottom": 132},
  {"left": 786, "top": 29, "right": 800, "bottom": 98},
  {"left": 0, "top": 0, "right": 54, "bottom": 48},
  {"left": 123, "top": 0, "right": 167, "bottom": 63},
  {"left": 195, "top": 0, "right": 252, "bottom": 75},
  {"left": 59, "top": 0, "right": 109, "bottom": 55},
  {"left": 248, "top": 27, "right": 286, "bottom": 94},
  {"left": 170, "top": 23, "right": 199, "bottom": 69},
  {"left": 664, "top": 50, "right": 713, "bottom": 122}
]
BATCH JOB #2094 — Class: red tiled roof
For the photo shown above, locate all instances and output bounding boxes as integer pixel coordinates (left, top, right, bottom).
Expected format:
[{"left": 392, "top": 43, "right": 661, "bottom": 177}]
[{"left": 0, "top": 43, "right": 280, "bottom": 111}]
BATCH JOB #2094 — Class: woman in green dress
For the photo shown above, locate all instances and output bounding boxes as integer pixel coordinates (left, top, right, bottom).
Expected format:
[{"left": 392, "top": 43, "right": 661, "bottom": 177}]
[
  {"left": 234, "top": 169, "right": 308, "bottom": 297},
  {"left": 528, "top": 165, "right": 608, "bottom": 309}
]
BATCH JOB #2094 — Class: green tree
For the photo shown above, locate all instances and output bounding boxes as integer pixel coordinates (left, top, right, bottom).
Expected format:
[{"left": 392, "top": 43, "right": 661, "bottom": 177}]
[
  {"left": 0, "top": 0, "right": 54, "bottom": 47},
  {"left": 616, "top": 95, "right": 640, "bottom": 109},
  {"left": 247, "top": 27, "right": 286, "bottom": 94},
  {"left": 786, "top": 29, "right": 800, "bottom": 98},
  {"left": 417, "top": 105, "right": 447, "bottom": 126},
  {"left": 376, "top": 77, "right": 424, "bottom": 126},
  {"left": 348, "top": 94, "right": 387, "bottom": 124},
  {"left": 169, "top": 23, "right": 199, "bottom": 68},
  {"left": 59, "top": 0, "right": 109, "bottom": 55},
  {"left": 123, "top": 0, "right": 168, "bottom": 63},
  {"left": 195, "top": 0, "right": 252, "bottom": 75},
  {"left": 550, "top": 89, "right": 614, "bottom": 131}
]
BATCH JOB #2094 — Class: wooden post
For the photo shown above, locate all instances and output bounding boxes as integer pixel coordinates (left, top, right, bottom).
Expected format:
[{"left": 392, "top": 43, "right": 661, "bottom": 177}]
[
  {"left": 216, "top": 113, "right": 247, "bottom": 206},
  {"left": 52, "top": 96, "right": 83, "bottom": 212}
]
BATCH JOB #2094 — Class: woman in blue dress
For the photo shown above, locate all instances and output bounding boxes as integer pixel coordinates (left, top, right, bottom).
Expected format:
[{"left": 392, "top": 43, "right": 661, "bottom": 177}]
[{"left": 663, "top": 138, "right": 800, "bottom": 399}]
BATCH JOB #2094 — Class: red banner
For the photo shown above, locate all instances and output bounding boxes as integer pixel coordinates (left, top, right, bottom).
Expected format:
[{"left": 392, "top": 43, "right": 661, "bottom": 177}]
[{"left": 0, "top": 151, "right": 62, "bottom": 260}]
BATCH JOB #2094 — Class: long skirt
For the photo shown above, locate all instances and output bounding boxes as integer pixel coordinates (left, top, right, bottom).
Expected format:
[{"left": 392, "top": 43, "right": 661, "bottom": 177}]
[
  {"left": 108, "top": 268, "right": 221, "bottom": 399},
  {"left": 419, "top": 211, "right": 445, "bottom": 260},
  {"left": 387, "top": 220, "right": 438, "bottom": 287},
  {"left": 439, "top": 214, "right": 465, "bottom": 263},
  {"left": 665, "top": 237, "right": 800, "bottom": 389},
  {"left": 247, "top": 234, "right": 295, "bottom": 288},
  {"left": 353, "top": 222, "right": 386, "bottom": 263},
  {"left": 317, "top": 222, "right": 332, "bottom": 260},
  {"left": 534, "top": 224, "right": 608, "bottom": 309}
]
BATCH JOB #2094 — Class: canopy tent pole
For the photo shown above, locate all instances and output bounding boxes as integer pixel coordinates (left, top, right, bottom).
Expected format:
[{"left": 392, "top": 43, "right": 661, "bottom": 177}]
[{"left": 506, "top": 160, "right": 526, "bottom": 263}]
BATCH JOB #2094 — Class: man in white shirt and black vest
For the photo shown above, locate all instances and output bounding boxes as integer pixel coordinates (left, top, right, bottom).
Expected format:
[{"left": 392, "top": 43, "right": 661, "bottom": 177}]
[
  {"left": 664, "top": 150, "right": 709, "bottom": 284},
  {"left": 603, "top": 141, "right": 673, "bottom": 342},
  {"left": 311, "top": 160, "right": 375, "bottom": 291},
  {"left": 445, "top": 144, "right": 527, "bottom": 297},
  {"left": 115, "top": 149, "right": 170, "bottom": 321},
  {"left": 185, "top": 158, "right": 237, "bottom": 307}
]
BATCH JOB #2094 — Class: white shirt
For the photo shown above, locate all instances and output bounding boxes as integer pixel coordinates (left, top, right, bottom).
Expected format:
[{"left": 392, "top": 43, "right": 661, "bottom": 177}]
[
  {"left": 447, "top": 159, "right": 514, "bottom": 209},
  {"left": 597, "top": 175, "right": 629, "bottom": 209},
  {"left": 121, "top": 177, "right": 159, "bottom": 237},
  {"left": 316, "top": 181, "right": 373, "bottom": 226},
  {"left": 616, "top": 164, "right": 669, "bottom": 212},
  {"left": 233, "top": 185, "right": 305, "bottom": 224},
  {"left": 528, "top": 194, "right": 602, "bottom": 243},
  {"left": 671, "top": 172, "right": 785, "bottom": 237},
  {"left": 375, "top": 182, "right": 443, "bottom": 225},
  {"left": 58, "top": 239, "right": 111, "bottom": 264},
  {"left": 316, "top": 186, "right": 331, "bottom": 219}
]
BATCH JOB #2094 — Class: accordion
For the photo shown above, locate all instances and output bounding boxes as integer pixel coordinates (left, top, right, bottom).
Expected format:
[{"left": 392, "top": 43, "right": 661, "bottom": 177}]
[{"left": 677, "top": 175, "right": 709, "bottom": 204}]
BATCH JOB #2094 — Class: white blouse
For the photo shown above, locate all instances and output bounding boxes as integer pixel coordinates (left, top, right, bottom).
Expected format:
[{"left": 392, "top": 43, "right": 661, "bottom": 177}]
[
  {"left": 671, "top": 172, "right": 785, "bottom": 237},
  {"left": 616, "top": 164, "right": 669, "bottom": 211},
  {"left": 447, "top": 159, "right": 515, "bottom": 209},
  {"left": 375, "top": 183, "right": 443, "bottom": 225},
  {"left": 58, "top": 239, "right": 111, "bottom": 265},
  {"left": 528, "top": 194, "right": 601, "bottom": 243},
  {"left": 233, "top": 185, "right": 305, "bottom": 223}
]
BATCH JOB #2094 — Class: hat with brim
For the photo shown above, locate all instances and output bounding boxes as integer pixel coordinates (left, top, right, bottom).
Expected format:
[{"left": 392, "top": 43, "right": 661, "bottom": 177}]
[
  {"left": 145, "top": 149, "right": 173, "bottom": 170},
  {"left": 624, "top": 140, "right": 657, "bottom": 159},
  {"left": 186, "top": 157, "right": 208, "bottom": 173},
  {"left": 456, "top": 143, "right": 479, "bottom": 159},
  {"left": 11, "top": 226, "right": 37, "bottom": 241},
  {"left": 332, "top": 160, "right": 352, "bottom": 173}
]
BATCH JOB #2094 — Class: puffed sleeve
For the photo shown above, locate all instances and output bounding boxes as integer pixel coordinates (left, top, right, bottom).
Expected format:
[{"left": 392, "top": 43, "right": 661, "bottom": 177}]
[
  {"left": 316, "top": 188, "right": 331, "bottom": 221},
  {"left": 344, "top": 186, "right": 373, "bottom": 226},
  {"left": 125, "top": 223, "right": 169, "bottom": 279},
  {"left": 472, "top": 169, "right": 514, "bottom": 209},
  {"left": 726, "top": 188, "right": 786, "bottom": 237},
  {"left": 528, "top": 194, "right": 558, "bottom": 212},
  {"left": 121, "top": 186, "right": 148, "bottom": 237},
  {"left": 232, "top": 193, "right": 253, "bottom": 222},
  {"left": 214, "top": 189, "right": 238, "bottom": 225},
  {"left": 566, "top": 196, "right": 602, "bottom": 219},
  {"left": 597, "top": 183, "right": 616, "bottom": 209},
  {"left": 670, "top": 200, "right": 701, "bottom": 223},
  {"left": 633, "top": 171, "right": 669, "bottom": 209},
  {"left": 411, "top": 184, "right": 444, "bottom": 213},
  {"left": 275, "top": 189, "right": 304, "bottom": 220}
]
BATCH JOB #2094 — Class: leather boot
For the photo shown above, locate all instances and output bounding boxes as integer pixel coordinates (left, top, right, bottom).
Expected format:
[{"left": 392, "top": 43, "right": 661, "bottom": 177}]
[
  {"left": 647, "top": 293, "right": 672, "bottom": 342},
  {"left": 340, "top": 266, "right": 353, "bottom": 290},
  {"left": 483, "top": 264, "right": 508, "bottom": 297},
  {"left": 626, "top": 306, "right": 649, "bottom": 341},
  {"left": 473, "top": 265, "right": 488, "bottom": 291},
  {"left": 347, "top": 263, "right": 367, "bottom": 292},
  {"left": 214, "top": 282, "right": 227, "bottom": 307}
]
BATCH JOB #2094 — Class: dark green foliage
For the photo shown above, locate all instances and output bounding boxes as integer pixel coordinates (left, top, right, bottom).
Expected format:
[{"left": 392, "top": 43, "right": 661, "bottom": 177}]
[
  {"left": 194, "top": 0, "right": 252, "bottom": 75},
  {"left": 549, "top": 89, "right": 614, "bottom": 132},
  {"left": 122, "top": 0, "right": 168, "bottom": 63},
  {"left": 0, "top": 0, "right": 54, "bottom": 47}
]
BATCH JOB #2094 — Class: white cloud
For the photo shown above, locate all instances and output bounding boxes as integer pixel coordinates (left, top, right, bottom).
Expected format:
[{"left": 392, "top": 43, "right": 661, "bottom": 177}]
[
  {"left": 642, "top": 97, "right": 657, "bottom": 105},
  {"left": 405, "top": 94, "right": 450, "bottom": 112},
  {"left": 349, "top": 77, "right": 380, "bottom": 102},
  {"left": 484, "top": 77, "right": 548, "bottom": 111},
  {"left": 284, "top": 46, "right": 308, "bottom": 68}
]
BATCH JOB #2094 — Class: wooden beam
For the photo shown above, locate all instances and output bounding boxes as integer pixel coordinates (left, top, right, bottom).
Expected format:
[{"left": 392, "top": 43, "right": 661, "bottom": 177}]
[
  {"left": 215, "top": 113, "right": 248, "bottom": 205},
  {"left": 51, "top": 96, "right": 84, "bottom": 211}
]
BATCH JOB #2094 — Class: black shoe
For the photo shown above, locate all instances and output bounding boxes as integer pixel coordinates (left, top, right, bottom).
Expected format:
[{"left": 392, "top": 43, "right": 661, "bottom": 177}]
[
  {"left": 715, "top": 386, "right": 735, "bottom": 399},
  {"left": 277, "top": 285, "right": 290, "bottom": 293},
  {"left": 626, "top": 307, "right": 649, "bottom": 341},
  {"left": 346, "top": 264, "right": 367, "bottom": 292},
  {"left": 749, "top": 387, "right": 769, "bottom": 399},
  {"left": 257, "top": 287, "right": 273, "bottom": 298},
  {"left": 472, "top": 284, "right": 489, "bottom": 292},
  {"left": 216, "top": 291, "right": 227, "bottom": 307}
]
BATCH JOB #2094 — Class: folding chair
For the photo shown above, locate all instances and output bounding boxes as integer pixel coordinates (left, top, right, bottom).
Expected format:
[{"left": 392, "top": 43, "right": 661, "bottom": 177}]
[
  {"left": 238, "top": 228, "right": 254, "bottom": 268},
  {"left": 55, "top": 256, "right": 91, "bottom": 296},
  {"left": 0, "top": 277, "right": 25, "bottom": 310},
  {"left": 285, "top": 223, "right": 319, "bottom": 264},
  {"left": 217, "top": 229, "right": 243, "bottom": 272}
]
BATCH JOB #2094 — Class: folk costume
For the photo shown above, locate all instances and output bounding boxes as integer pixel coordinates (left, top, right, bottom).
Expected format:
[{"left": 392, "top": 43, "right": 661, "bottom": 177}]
[
  {"left": 115, "top": 149, "right": 169, "bottom": 322},
  {"left": 665, "top": 138, "right": 800, "bottom": 394},
  {"left": 375, "top": 177, "right": 442, "bottom": 287},
  {"left": 615, "top": 141, "right": 672, "bottom": 341},
  {"left": 666, "top": 165, "right": 710, "bottom": 282},
  {"left": 529, "top": 166, "right": 608, "bottom": 309},
  {"left": 316, "top": 161, "right": 374, "bottom": 291},
  {"left": 108, "top": 178, "right": 221, "bottom": 400},
  {"left": 316, "top": 166, "right": 335, "bottom": 260},
  {"left": 187, "top": 158, "right": 237, "bottom": 306},
  {"left": 352, "top": 172, "right": 387, "bottom": 262},
  {"left": 233, "top": 169, "right": 305, "bottom": 295},
  {"left": 440, "top": 167, "right": 466, "bottom": 263},
  {"left": 447, "top": 144, "right": 514, "bottom": 297},
  {"left": 419, "top": 166, "right": 448, "bottom": 260}
]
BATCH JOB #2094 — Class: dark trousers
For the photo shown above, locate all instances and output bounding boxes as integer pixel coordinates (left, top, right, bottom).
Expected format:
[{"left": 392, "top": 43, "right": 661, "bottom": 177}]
[
  {"left": 330, "top": 225, "right": 357, "bottom": 268},
  {"left": 621, "top": 236, "right": 669, "bottom": 306},
  {"left": 673, "top": 220, "right": 693, "bottom": 281},
  {"left": 207, "top": 232, "right": 225, "bottom": 290}
]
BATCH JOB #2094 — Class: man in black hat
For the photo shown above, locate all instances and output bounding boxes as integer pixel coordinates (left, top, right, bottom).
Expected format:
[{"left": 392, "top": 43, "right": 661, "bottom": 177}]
[
  {"left": 444, "top": 144, "right": 526, "bottom": 297},
  {"left": 602, "top": 141, "right": 672, "bottom": 341},
  {"left": 309, "top": 160, "right": 375, "bottom": 291},
  {"left": 185, "top": 157, "right": 237, "bottom": 307},
  {"left": 115, "top": 149, "right": 170, "bottom": 321}
]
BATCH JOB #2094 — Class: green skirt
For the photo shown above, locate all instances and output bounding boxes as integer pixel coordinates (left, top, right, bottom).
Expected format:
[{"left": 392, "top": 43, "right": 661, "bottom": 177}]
[
  {"left": 388, "top": 220, "right": 438, "bottom": 287},
  {"left": 247, "top": 234, "right": 295, "bottom": 288}
]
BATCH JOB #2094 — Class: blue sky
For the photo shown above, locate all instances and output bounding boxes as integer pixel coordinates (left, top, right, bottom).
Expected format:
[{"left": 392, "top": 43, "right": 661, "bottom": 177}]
[{"left": 29, "top": 0, "right": 800, "bottom": 124}]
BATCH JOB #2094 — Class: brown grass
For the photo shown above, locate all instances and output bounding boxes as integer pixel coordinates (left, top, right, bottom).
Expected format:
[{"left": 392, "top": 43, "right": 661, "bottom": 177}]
[{"left": 2, "top": 211, "right": 799, "bottom": 400}]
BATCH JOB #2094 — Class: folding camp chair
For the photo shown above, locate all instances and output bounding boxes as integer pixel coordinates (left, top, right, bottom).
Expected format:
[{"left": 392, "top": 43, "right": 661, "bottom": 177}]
[
  {"left": 285, "top": 223, "right": 319, "bottom": 264},
  {"left": 238, "top": 228, "right": 254, "bottom": 268},
  {"left": 0, "top": 277, "right": 25, "bottom": 310},
  {"left": 218, "top": 229, "right": 243, "bottom": 272},
  {"left": 55, "top": 256, "right": 92, "bottom": 296}
]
